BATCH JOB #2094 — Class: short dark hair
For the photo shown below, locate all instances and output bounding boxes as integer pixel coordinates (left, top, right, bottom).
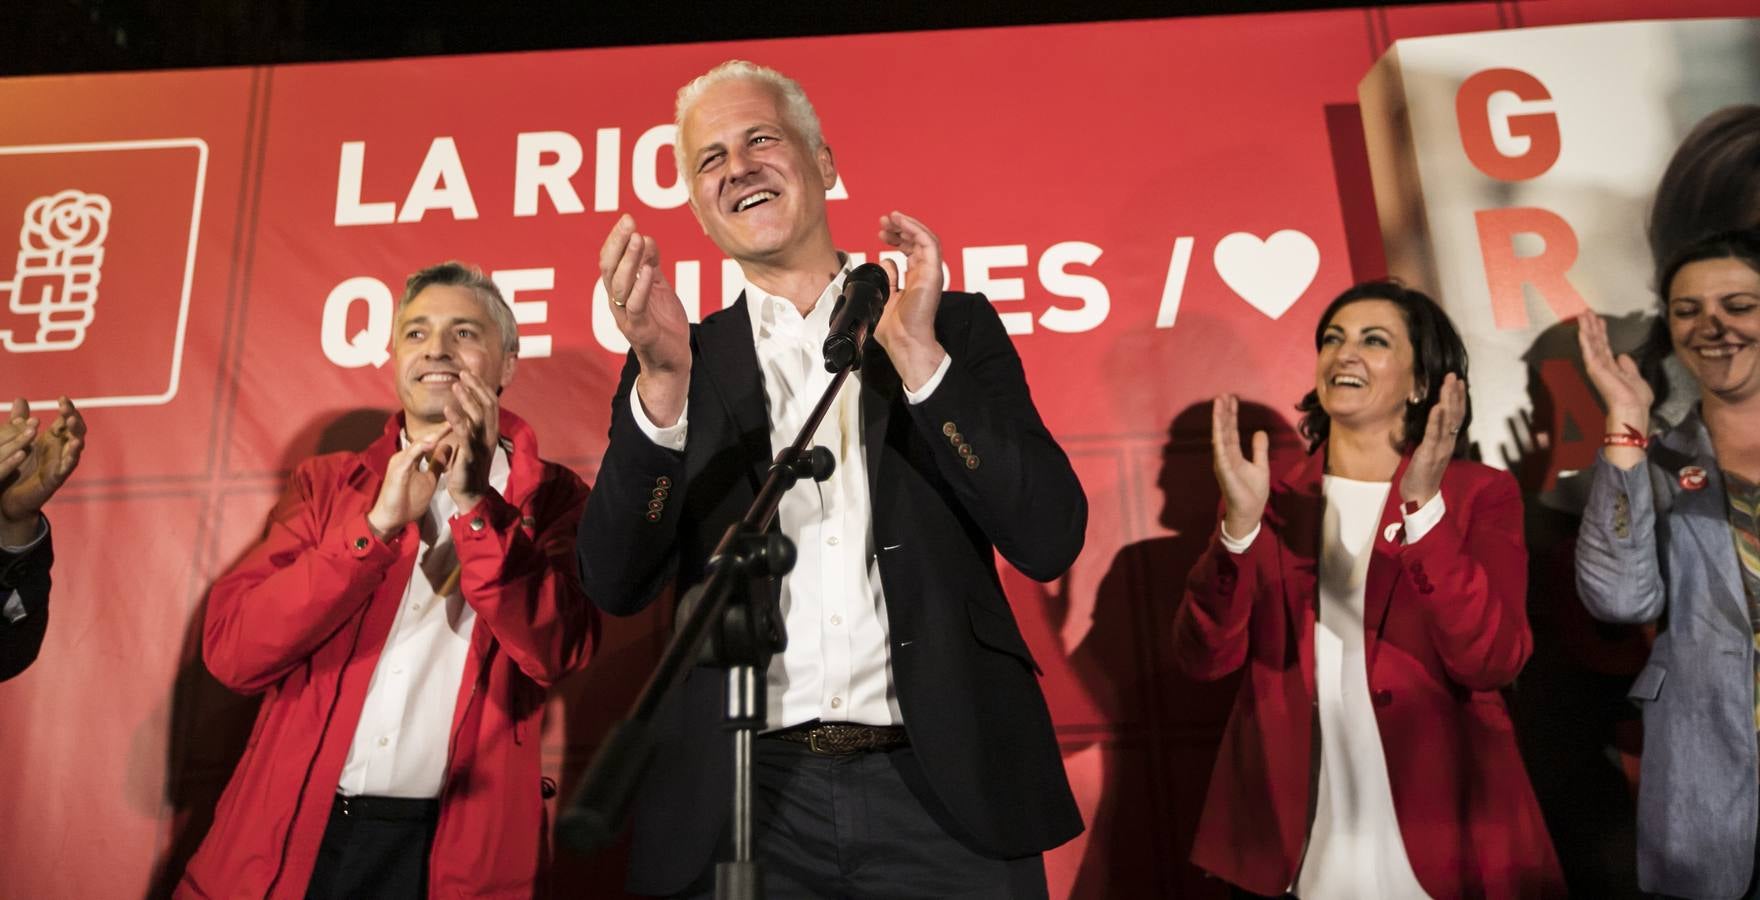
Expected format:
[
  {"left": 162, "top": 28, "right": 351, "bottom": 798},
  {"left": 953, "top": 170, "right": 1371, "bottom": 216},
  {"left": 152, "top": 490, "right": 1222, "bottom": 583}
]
[
  {"left": 400, "top": 261, "right": 519, "bottom": 354},
  {"left": 1637, "top": 228, "right": 1760, "bottom": 404},
  {"left": 1296, "top": 280, "right": 1472, "bottom": 458}
]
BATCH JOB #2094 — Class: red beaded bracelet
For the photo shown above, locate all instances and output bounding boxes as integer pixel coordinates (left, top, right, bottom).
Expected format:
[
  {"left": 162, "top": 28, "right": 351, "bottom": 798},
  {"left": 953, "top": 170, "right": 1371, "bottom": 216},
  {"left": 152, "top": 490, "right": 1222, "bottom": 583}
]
[{"left": 1604, "top": 423, "right": 1649, "bottom": 449}]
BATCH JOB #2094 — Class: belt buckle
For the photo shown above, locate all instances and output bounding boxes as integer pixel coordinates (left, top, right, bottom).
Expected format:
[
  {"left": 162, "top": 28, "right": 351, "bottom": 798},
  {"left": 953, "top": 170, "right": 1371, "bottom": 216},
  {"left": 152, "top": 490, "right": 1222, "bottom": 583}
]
[{"left": 807, "top": 728, "right": 832, "bottom": 755}]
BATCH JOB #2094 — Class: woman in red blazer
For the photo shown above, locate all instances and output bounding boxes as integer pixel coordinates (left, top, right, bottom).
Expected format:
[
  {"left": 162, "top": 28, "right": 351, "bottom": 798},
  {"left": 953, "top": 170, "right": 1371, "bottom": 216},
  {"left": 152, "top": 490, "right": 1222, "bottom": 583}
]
[{"left": 1175, "top": 281, "right": 1564, "bottom": 898}]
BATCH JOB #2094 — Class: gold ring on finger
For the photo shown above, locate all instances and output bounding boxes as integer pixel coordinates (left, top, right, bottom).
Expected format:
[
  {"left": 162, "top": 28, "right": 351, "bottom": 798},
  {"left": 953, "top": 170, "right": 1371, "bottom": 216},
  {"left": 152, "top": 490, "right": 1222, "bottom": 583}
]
[{"left": 611, "top": 295, "right": 627, "bottom": 308}]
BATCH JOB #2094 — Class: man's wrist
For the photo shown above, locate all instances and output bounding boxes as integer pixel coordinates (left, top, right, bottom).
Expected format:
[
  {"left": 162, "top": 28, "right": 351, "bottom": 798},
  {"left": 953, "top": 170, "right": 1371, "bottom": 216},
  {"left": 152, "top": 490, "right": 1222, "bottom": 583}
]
[
  {"left": 886, "top": 337, "right": 947, "bottom": 393},
  {"left": 634, "top": 370, "right": 689, "bottom": 429},
  {"left": 0, "top": 514, "right": 41, "bottom": 548},
  {"left": 449, "top": 489, "right": 486, "bottom": 514},
  {"left": 364, "top": 509, "right": 400, "bottom": 541}
]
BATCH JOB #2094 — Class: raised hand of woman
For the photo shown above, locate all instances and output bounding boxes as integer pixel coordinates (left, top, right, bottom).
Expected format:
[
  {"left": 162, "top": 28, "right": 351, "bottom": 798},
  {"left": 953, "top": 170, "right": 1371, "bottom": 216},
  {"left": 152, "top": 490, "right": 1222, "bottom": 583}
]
[{"left": 1212, "top": 394, "right": 1270, "bottom": 539}]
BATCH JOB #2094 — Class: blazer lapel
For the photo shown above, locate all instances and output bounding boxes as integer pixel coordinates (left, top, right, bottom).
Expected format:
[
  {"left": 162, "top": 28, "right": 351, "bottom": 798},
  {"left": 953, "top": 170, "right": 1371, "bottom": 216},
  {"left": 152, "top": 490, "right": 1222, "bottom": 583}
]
[
  {"left": 696, "top": 293, "right": 771, "bottom": 490},
  {"left": 1666, "top": 414, "right": 1751, "bottom": 633},
  {"left": 860, "top": 337, "right": 901, "bottom": 503},
  {"left": 1362, "top": 453, "right": 1416, "bottom": 665},
  {"left": 1276, "top": 450, "right": 1326, "bottom": 700}
]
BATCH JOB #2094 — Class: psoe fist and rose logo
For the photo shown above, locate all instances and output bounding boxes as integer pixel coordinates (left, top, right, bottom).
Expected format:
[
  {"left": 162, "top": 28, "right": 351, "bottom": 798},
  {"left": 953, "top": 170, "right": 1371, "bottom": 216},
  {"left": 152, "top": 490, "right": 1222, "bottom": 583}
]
[
  {"left": 1, "top": 189, "right": 112, "bottom": 353},
  {"left": 0, "top": 139, "right": 207, "bottom": 407}
]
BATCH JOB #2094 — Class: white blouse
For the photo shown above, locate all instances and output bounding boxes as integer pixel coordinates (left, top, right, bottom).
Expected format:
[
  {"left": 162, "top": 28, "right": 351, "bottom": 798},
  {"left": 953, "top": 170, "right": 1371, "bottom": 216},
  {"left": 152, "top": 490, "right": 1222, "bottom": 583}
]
[
  {"left": 1222, "top": 476, "right": 1447, "bottom": 898},
  {"left": 1296, "top": 475, "right": 1431, "bottom": 899}
]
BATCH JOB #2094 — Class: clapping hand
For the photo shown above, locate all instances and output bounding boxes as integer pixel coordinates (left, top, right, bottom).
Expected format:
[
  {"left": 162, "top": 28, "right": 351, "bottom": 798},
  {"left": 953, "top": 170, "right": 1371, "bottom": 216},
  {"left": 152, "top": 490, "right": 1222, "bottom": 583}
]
[
  {"left": 600, "top": 214, "right": 691, "bottom": 426},
  {"left": 0, "top": 397, "right": 86, "bottom": 544},
  {"left": 1575, "top": 312, "right": 1652, "bottom": 469},
  {"left": 875, "top": 211, "right": 949, "bottom": 391},
  {"left": 1398, "top": 373, "right": 1467, "bottom": 507}
]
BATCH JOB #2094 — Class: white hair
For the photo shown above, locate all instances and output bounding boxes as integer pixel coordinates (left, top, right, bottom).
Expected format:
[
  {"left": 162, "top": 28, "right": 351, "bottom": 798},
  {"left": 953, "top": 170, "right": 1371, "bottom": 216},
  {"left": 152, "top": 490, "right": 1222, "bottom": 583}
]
[{"left": 673, "top": 60, "right": 824, "bottom": 170}]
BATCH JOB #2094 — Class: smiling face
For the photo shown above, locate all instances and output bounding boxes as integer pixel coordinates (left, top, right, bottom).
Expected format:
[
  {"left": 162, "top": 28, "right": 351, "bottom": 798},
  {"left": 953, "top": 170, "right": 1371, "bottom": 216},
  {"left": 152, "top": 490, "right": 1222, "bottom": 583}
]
[
  {"left": 1314, "top": 298, "right": 1419, "bottom": 439},
  {"left": 679, "top": 76, "right": 837, "bottom": 268},
  {"left": 392, "top": 284, "right": 517, "bottom": 427},
  {"left": 1669, "top": 255, "right": 1760, "bottom": 404}
]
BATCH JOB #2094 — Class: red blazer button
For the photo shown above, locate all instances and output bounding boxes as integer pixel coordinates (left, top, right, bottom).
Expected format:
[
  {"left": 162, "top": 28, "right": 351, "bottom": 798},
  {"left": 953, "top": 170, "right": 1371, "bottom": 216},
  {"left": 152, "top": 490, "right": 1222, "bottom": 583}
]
[{"left": 1372, "top": 689, "right": 1393, "bottom": 707}]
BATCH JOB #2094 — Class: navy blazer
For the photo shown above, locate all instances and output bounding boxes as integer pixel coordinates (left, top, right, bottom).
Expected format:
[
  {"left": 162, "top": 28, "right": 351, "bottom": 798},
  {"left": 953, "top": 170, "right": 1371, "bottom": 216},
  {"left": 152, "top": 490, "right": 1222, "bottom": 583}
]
[
  {"left": 0, "top": 518, "right": 52, "bottom": 682},
  {"left": 577, "top": 290, "right": 1086, "bottom": 895},
  {"left": 1578, "top": 410, "right": 1759, "bottom": 898}
]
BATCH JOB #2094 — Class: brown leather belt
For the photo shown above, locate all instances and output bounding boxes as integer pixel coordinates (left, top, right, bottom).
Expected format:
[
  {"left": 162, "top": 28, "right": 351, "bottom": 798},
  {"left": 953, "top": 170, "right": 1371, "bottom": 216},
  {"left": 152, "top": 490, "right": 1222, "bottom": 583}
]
[{"left": 768, "top": 722, "right": 909, "bottom": 756}]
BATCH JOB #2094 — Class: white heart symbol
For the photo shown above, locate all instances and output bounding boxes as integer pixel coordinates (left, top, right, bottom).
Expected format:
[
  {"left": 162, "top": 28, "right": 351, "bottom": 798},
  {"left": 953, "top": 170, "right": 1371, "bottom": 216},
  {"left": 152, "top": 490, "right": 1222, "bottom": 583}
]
[{"left": 1213, "top": 230, "right": 1320, "bottom": 320}]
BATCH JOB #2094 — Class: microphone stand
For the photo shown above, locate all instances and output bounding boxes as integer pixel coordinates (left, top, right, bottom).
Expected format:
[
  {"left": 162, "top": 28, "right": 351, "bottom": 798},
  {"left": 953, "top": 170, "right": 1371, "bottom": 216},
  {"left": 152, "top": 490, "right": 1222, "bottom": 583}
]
[{"left": 557, "top": 345, "right": 866, "bottom": 900}]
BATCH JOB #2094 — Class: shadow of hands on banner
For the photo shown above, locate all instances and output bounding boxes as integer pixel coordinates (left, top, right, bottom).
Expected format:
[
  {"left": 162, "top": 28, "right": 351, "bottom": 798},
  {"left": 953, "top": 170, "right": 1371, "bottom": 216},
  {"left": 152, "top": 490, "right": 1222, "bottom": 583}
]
[
  {"left": 1500, "top": 316, "right": 1655, "bottom": 900},
  {"left": 1066, "top": 400, "right": 1295, "bottom": 900},
  {"left": 145, "top": 409, "right": 388, "bottom": 898}
]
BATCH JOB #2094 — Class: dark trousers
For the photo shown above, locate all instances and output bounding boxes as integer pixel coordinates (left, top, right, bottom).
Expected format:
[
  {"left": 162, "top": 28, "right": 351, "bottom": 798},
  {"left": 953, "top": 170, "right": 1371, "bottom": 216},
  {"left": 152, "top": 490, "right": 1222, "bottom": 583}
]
[
  {"left": 304, "top": 794, "right": 439, "bottom": 900},
  {"left": 676, "top": 738, "right": 1047, "bottom": 899}
]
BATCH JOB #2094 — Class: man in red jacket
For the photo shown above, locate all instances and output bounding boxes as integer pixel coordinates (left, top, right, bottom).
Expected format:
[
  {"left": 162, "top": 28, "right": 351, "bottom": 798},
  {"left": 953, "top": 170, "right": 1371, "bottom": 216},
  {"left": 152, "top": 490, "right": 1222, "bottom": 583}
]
[{"left": 178, "top": 262, "right": 595, "bottom": 899}]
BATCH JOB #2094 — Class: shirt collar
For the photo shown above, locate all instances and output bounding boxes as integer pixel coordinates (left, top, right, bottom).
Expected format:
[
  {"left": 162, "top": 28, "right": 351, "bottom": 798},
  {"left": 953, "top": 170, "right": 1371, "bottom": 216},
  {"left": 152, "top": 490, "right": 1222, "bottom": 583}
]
[{"left": 746, "top": 254, "right": 852, "bottom": 345}]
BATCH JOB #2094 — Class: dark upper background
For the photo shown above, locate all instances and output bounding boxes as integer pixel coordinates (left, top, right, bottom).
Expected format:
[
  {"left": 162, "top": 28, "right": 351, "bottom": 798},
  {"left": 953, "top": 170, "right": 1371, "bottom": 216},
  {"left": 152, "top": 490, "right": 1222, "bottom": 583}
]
[{"left": 2, "top": 0, "right": 1476, "bottom": 77}]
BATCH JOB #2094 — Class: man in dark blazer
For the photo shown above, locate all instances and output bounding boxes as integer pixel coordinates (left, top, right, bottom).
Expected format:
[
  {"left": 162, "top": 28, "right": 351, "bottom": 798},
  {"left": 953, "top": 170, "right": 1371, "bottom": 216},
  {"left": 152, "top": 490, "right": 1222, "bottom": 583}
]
[
  {"left": 1, "top": 396, "right": 86, "bottom": 682},
  {"left": 578, "top": 60, "right": 1086, "bottom": 897}
]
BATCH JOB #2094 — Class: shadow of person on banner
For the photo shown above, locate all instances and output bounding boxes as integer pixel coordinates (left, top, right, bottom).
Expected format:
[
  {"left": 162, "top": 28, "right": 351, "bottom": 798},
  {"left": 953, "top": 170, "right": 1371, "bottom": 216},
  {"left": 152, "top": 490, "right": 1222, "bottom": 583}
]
[
  {"left": 1067, "top": 399, "right": 1297, "bottom": 900},
  {"left": 145, "top": 407, "right": 386, "bottom": 898},
  {"left": 1497, "top": 315, "right": 1656, "bottom": 900}
]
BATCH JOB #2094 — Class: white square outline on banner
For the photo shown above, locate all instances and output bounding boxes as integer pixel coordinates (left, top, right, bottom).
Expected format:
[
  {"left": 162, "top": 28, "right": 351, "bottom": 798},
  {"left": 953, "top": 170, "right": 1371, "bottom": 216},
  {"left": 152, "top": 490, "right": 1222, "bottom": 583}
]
[{"left": 0, "top": 137, "right": 209, "bottom": 409}]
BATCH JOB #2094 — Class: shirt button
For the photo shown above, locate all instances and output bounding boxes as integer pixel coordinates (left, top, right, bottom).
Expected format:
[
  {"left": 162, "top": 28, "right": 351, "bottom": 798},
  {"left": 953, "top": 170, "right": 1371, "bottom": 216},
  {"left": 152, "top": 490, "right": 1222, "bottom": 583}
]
[
  {"left": 377, "top": 736, "right": 389, "bottom": 747},
  {"left": 830, "top": 697, "right": 843, "bottom": 709},
  {"left": 826, "top": 535, "right": 840, "bottom": 546},
  {"left": 391, "top": 666, "right": 404, "bottom": 675},
  {"left": 830, "top": 615, "right": 842, "bottom": 626}
]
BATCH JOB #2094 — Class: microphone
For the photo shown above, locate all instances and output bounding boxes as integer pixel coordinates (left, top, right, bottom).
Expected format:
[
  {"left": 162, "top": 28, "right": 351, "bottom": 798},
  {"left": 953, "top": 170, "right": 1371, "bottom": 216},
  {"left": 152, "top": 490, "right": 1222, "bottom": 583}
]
[{"left": 822, "top": 263, "right": 892, "bottom": 373}]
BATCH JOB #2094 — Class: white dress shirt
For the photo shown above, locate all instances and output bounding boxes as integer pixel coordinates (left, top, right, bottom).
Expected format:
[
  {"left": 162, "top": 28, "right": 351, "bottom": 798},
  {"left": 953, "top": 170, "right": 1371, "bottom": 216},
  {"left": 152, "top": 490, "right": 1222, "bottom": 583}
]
[
  {"left": 633, "top": 265, "right": 950, "bottom": 730},
  {"left": 337, "top": 441, "right": 511, "bottom": 798},
  {"left": 1223, "top": 480, "right": 1443, "bottom": 899}
]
